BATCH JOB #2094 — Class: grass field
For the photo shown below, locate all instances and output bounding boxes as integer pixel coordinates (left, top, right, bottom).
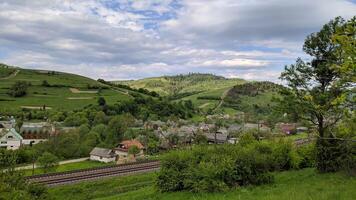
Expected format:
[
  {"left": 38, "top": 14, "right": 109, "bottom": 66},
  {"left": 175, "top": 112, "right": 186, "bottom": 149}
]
[
  {"left": 22, "top": 160, "right": 112, "bottom": 176},
  {"left": 116, "top": 74, "right": 245, "bottom": 97},
  {"left": 48, "top": 168, "right": 356, "bottom": 200},
  {"left": 0, "top": 68, "right": 131, "bottom": 111}
]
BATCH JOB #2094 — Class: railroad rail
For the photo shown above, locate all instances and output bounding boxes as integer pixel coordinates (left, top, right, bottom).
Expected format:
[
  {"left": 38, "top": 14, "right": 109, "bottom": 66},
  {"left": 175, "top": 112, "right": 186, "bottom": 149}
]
[
  {"left": 294, "top": 138, "right": 316, "bottom": 146},
  {"left": 26, "top": 160, "right": 160, "bottom": 187}
]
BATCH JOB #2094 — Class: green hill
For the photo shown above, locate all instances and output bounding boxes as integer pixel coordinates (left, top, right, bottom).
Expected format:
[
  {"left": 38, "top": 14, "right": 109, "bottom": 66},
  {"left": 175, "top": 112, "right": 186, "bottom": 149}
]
[
  {"left": 223, "top": 81, "right": 284, "bottom": 120},
  {"left": 115, "top": 73, "right": 245, "bottom": 96},
  {"left": 0, "top": 64, "right": 131, "bottom": 112},
  {"left": 114, "top": 73, "right": 246, "bottom": 113}
]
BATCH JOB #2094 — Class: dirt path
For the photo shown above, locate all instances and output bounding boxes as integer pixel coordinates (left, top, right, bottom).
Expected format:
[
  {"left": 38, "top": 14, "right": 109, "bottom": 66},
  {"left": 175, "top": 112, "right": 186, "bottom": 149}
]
[
  {"left": 21, "top": 106, "right": 52, "bottom": 110},
  {"left": 67, "top": 97, "right": 94, "bottom": 100},
  {"left": 69, "top": 88, "right": 98, "bottom": 94},
  {"left": 213, "top": 88, "right": 231, "bottom": 111},
  {"left": 199, "top": 102, "right": 211, "bottom": 108},
  {"left": 0, "top": 69, "right": 19, "bottom": 80}
]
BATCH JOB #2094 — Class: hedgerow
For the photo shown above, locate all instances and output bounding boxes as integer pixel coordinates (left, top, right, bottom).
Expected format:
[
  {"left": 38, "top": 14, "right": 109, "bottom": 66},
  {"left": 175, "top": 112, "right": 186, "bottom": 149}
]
[{"left": 157, "top": 139, "right": 308, "bottom": 193}]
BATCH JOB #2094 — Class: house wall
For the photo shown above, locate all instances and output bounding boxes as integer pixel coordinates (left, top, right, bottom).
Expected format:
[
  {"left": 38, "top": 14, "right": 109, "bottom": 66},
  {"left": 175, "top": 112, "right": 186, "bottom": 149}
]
[
  {"left": 22, "top": 139, "right": 47, "bottom": 145},
  {"left": 0, "top": 140, "right": 21, "bottom": 150},
  {"left": 90, "top": 155, "right": 116, "bottom": 163},
  {"left": 0, "top": 132, "right": 22, "bottom": 150}
]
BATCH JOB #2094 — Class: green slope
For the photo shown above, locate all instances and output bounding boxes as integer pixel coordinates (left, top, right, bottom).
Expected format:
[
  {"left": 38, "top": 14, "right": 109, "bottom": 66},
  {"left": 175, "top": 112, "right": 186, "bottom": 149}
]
[
  {"left": 115, "top": 73, "right": 245, "bottom": 96},
  {"left": 0, "top": 64, "right": 130, "bottom": 112},
  {"left": 223, "top": 81, "right": 284, "bottom": 120},
  {"left": 47, "top": 168, "right": 356, "bottom": 200},
  {"left": 114, "top": 73, "right": 245, "bottom": 113}
]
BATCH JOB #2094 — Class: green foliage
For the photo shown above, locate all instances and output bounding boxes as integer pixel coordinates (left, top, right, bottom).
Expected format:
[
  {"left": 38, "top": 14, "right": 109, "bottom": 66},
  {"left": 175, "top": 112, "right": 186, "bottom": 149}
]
[
  {"left": 224, "top": 81, "right": 283, "bottom": 121},
  {"left": 80, "top": 168, "right": 356, "bottom": 200},
  {"left": 116, "top": 73, "right": 244, "bottom": 96},
  {"left": 7, "top": 81, "right": 29, "bottom": 97},
  {"left": 332, "top": 17, "right": 356, "bottom": 83},
  {"left": 296, "top": 143, "right": 316, "bottom": 168},
  {"left": 37, "top": 152, "right": 59, "bottom": 173},
  {"left": 0, "top": 63, "right": 16, "bottom": 78},
  {"left": 157, "top": 140, "right": 304, "bottom": 193},
  {"left": 97, "top": 96, "right": 106, "bottom": 106},
  {"left": 128, "top": 146, "right": 140, "bottom": 157},
  {"left": 278, "top": 17, "right": 354, "bottom": 173},
  {"left": 0, "top": 151, "right": 48, "bottom": 200}
]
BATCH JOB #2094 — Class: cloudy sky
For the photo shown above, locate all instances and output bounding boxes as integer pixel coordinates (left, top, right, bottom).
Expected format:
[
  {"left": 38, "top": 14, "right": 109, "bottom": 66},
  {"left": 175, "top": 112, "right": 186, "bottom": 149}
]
[{"left": 0, "top": 0, "right": 355, "bottom": 81}]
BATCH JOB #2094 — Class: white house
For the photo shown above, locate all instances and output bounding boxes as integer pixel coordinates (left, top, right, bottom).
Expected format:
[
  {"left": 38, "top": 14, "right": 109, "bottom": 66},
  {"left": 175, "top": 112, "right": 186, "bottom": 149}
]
[
  {"left": 89, "top": 147, "right": 116, "bottom": 163},
  {"left": 0, "top": 128, "right": 23, "bottom": 150}
]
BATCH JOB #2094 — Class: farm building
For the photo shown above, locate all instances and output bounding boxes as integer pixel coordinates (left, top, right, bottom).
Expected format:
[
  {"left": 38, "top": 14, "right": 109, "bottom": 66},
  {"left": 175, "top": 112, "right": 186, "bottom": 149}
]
[
  {"left": 0, "top": 128, "right": 23, "bottom": 150},
  {"left": 20, "top": 122, "right": 53, "bottom": 145},
  {"left": 114, "top": 140, "right": 144, "bottom": 163},
  {"left": 89, "top": 147, "right": 117, "bottom": 163}
]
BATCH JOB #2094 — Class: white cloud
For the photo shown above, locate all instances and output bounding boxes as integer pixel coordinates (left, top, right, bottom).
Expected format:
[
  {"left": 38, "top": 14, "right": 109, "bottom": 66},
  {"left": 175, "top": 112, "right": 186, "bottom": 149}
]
[{"left": 0, "top": 0, "right": 355, "bottom": 82}]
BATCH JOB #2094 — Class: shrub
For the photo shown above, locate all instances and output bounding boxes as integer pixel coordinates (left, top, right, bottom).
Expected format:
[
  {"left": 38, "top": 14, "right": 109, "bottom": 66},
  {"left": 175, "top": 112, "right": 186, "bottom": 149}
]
[
  {"left": 156, "top": 141, "right": 299, "bottom": 193},
  {"left": 7, "top": 81, "right": 29, "bottom": 97},
  {"left": 297, "top": 143, "right": 316, "bottom": 168}
]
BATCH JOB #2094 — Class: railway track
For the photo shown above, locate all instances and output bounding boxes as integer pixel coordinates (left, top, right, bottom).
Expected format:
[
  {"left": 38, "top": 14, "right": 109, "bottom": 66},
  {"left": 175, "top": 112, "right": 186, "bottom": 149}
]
[
  {"left": 294, "top": 138, "right": 316, "bottom": 146},
  {"left": 26, "top": 160, "right": 160, "bottom": 187}
]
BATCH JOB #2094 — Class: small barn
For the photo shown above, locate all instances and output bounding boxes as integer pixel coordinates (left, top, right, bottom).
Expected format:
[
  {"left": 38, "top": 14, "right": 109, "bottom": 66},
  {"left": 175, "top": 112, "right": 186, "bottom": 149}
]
[{"left": 89, "top": 147, "right": 116, "bottom": 163}]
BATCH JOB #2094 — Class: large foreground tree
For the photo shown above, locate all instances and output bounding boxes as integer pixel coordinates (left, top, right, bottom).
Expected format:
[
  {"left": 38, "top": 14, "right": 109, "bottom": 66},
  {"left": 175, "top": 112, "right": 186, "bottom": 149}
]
[{"left": 279, "top": 17, "right": 355, "bottom": 172}]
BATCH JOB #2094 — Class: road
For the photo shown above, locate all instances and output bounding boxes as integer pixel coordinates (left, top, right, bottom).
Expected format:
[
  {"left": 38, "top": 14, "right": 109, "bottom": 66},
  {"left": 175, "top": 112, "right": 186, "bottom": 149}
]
[{"left": 14, "top": 157, "right": 89, "bottom": 171}]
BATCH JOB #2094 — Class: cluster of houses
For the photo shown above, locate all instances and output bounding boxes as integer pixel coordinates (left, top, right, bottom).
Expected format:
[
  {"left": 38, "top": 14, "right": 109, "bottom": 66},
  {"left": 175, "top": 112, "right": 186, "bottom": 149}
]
[
  {"left": 1, "top": 114, "right": 309, "bottom": 165},
  {"left": 0, "top": 117, "right": 75, "bottom": 150}
]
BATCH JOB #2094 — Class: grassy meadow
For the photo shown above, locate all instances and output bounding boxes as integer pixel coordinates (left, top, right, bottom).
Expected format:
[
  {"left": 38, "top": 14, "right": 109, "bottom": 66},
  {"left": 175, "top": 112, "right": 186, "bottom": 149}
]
[
  {"left": 116, "top": 74, "right": 245, "bottom": 97},
  {"left": 21, "top": 160, "right": 112, "bottom": 176},
  {"left": 47, "top": 168, "right": 356, "bottom": 200},
  {"left": 0, "top": 68, "right": 131, "bottom": 111}
]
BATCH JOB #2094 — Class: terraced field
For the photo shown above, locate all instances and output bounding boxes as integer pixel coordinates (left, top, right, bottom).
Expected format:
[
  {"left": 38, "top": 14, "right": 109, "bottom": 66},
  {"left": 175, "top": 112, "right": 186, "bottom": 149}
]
[{"left": 0, "top": 67, "right": 130, "bottom": 112}]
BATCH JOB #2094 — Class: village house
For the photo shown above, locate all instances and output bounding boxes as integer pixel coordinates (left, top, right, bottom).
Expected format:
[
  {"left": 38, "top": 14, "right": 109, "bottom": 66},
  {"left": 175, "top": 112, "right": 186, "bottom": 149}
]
[
  {"left": 205, "top": 131, "right": 228, "bottom": 144},
  {"left": 114, "top": 140, "right": 144, "bottom": 163},
  {"left": 276, "top": 123, "right": 297, "bottom": 134},
  {"left": 20, "top": 122, "right": 54, "bottom": 145},
  {"left": 144, "top": 120, "right": 165, "bottom": 130},
  {"left": 0, "top": 128, "right": 23, "bottom": 150},
  {"left": 227, "top": 124, "right": 243, "bottom": 135},
  {"left": 244, "top": 123, "right": 271, "bottom": 132},
  {"left": 89, "top": 147, "right": 117, "bottom": 163},
  {"left": 198, "top": 123, "right": 215, "bottom": 133}
]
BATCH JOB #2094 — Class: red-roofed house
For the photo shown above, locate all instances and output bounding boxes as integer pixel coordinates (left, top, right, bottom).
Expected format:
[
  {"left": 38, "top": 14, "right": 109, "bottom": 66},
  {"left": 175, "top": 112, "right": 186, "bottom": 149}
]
[{"left": 114, "top": 139, "right": 144, "bottom": 163}]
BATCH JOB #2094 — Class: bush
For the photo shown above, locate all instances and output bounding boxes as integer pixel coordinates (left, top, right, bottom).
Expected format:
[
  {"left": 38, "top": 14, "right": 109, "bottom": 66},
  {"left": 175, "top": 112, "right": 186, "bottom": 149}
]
[
  {"left": 156, "top": 141, "right": 300, "bottom": 193},
  {"left": 297, "top": 143, "right": 316, "bottom": 168},
  {"left": 7, "top": 81, "right": 29, "bottom": 97}
]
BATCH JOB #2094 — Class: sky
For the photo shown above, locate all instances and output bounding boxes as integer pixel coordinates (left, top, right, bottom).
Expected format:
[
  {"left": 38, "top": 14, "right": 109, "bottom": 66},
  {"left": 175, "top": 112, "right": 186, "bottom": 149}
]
[{"left": 0, "top": 0, "right": 355, "bottom": 82}]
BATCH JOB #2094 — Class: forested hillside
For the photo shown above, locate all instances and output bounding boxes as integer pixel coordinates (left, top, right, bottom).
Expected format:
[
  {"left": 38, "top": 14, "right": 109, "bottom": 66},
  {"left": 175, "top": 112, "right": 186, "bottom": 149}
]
[
  {"left": 223, "top": 81, "right": 284, "bottom": 121},
  {"left": 115, "top": 73, "right": 245, "bottom": 96}
]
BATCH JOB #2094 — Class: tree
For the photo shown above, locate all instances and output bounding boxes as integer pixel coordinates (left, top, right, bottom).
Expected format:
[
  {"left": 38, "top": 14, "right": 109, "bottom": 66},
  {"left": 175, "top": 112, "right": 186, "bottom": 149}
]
[
  {"left": 332, "top": 17, "right": 356, "bottom": 83},
  {"left": 37, "top": 152, "right": 59, "bottom": 173},
  {"left": 0, "top": 152, "right": 48, "bottom": 199},
  {"left": 7, "top": 81, "right": 29, "bottom": 97},
  {"left": 128, "top": 145, "right": 140, "bottom": 158},
  {"left": 106, "top": 114, "right": 133, "bottom": 145},
  {"left": 279, "top": 17, "right": 354, "bottom": 172},
  {"left": 41, "top": 80, "right": 50, "bottom": 87},
  {"left": 97, "top": 96, "right": 106, "bottom": 106}
]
